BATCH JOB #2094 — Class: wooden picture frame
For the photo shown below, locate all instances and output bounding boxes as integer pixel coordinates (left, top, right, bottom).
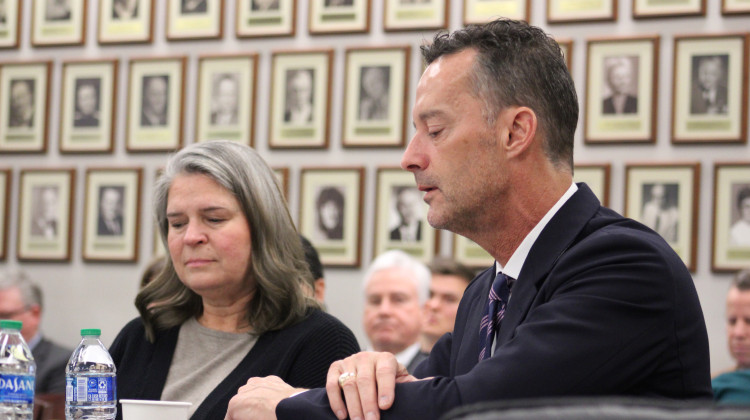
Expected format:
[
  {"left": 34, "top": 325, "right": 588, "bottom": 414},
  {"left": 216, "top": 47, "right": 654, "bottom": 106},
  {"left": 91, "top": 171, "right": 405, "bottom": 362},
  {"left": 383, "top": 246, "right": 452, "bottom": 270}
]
[
  {"left": 557, "top": 39, "right": 573, "bottom": 71},
  {"left": 32, "top": 0, "right": 87, "bottom": 46},
  {"left": 195, "top": 54, "right": 258, "bottom": 146},
  {"left": 0, "top": 61, "right": 52, "bottom": 153},
  {"left": 633, "top": 0, "right": 705, "bottom": 18},
  {"left": 98, "top": 0, "right": 154, "bottom": 44},
  {"left": 585, "top": 36, "right": 659, "bottom": 144},
  {"left": 299, "top": 167, "right": 364, "bottom": 267},
  {"left": 309, "top": 0, "right": 370, "bottom": 34},
  {"left": 342, "top": 46, "right": 409, "bottom": 148},
  {"left": 273, "top": 167, "right": 290, "bottom": 200},
  {"left": 453, "top": 235, "right": 494, "bottom": 269},
  {"left": 0, "top": 0, "right": 22, "bottom": 49},
  {"left": 548, "top": 0, "right": 616, "bottom": 23},
  {"left": 624, "top": 163, "right": 700, "bottom": 272},
  {"left": 126, "top": 56, "right": 186, "bottom": 152},
  {"left": 83, "top": 168, "right": 142, "bottom": 262},
  {"left": 671, "top": 34, "right": 748, "bottom": 145},
  {"left": 0, "top": 169, "right": 9, "bottom": 260},
  {"left": 60, "top": 59, "right": 118, "bottom": 154},
  {"left": 712, "top": 162, "right": 750, "bottom": 272},
  {"left": 269, "top": 50, "right": 333, "bottom": 149},
  {"left": 373, "top": 167, "right": 437, "bottom": 263},
  {"left": 464, "top": 0, "right": 528, "bottom": 24},
  {"left": 17, "top": 168, "right": 76, "bottom": 262},
  {"left": 235, "top": 0, "right": 296, "bottom": 38},
  {"left": 166, "top": 0, "right": 223, "bottom": 40},
  {"left": 573, "top": 163, "right": 611, "bottom": 207},
  {"left": 384, "top": 0, "right": 447, "bottom": 32},
  {"left": 723, "top": 0, "right": 750, "bottom": 14}
]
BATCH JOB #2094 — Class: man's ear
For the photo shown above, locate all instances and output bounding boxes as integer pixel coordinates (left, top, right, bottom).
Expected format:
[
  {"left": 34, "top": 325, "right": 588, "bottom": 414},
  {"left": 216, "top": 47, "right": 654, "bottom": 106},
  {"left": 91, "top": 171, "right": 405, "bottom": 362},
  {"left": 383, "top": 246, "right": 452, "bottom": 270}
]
[{"left": 502, "top": 107, "right": 537, "bottom": 157}]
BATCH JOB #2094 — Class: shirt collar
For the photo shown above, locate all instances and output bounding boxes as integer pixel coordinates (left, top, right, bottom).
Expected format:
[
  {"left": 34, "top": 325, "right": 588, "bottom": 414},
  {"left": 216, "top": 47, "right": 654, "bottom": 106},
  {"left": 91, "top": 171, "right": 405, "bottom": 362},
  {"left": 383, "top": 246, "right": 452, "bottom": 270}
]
[
  {"left": 394, "top": 342, "right": 422, "bottom": 367},
  {"left": 496, "top": 182, "right": 578, "bottom": 280}
]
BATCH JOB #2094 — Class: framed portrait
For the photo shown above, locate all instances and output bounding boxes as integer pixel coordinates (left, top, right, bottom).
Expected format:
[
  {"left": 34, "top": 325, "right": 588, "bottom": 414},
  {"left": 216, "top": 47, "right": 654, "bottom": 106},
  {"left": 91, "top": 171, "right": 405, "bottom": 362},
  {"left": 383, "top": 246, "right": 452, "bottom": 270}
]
[
  {"left": 671, "top": 34, "right": 748, "bottom": 144},
  {"left": 59, "top": 59, "right": 118, "bottom": 153},
  {"left": 0, "top": 0, "right": 22, "bottom": 49},
  {"left": 195, "top": 54, "right": 257, "bottom": 146},
  {"left": 269, "top": 50, "right": 333, "bottom": 149},
  {"left": 0, "top": 169, "right": 9, "bottom": 260},
  {"left": 273, "top": 167, "right": 290, "bottom": 200},
  {"left": 0, "top": 61, "right": 52, "bottom": 153},
  {"left": 624, "top": 163, "right": 700, "bottom": 272},
  {"left": 82, "top": 168, "right": 142, "bottom": 262},
  {"left": 633, "top": 0, "right": 705, "bottom": 18},
  {"left": 453, "top": 235, "right": 494, "bottom": 269},
  {"left": 712, "top": 163, "right": 750, "bottom": 272},
  {"left": 126, "top": 56, "right": 186, "bottom": 152},
  {"left": 584, "top": 36, "right": 659, "bottom": 144},
  {"left": 573, "top": 163, "right": 611, "bottom": 206},
  {"left": 299, "top": 167, "right": 364, "bottom": 267},
  {"left": 547, "top": 0, "right": 616, "bottom": 23},
  {"left": 373, "top": 167, "right": 437, "bottom": 263},
  {"left": 309, "top": 0, "right": 370, "bottom": 34},
  {"left": 235, "top": 0, "right": 296, "bottom": 38},
  {"left": 32, "top": 0, "right": 86, "bottom": 46},
  {"left": 723, "top": 0, "right": 750, "bottom": 14},
  {"left": 17, "top": 169, "right": 76, "bottom": 262},
  {"left": 98, "top": 0, "right": 154, "bottom": 44},
  {"left": 342, "top": 46, "right": 409, "bottom": 148},
  {"left": 464, "top": 0, "right": 528, "bottom": 24},
  {"left": 384, "top": 0, "right": 447, "bottom": 32},
  {"left": 166, "top": 0, "right": 223, "bottom": 40},
  {"left": 557, "top": 39, "right": 573, "bottom": 70}
]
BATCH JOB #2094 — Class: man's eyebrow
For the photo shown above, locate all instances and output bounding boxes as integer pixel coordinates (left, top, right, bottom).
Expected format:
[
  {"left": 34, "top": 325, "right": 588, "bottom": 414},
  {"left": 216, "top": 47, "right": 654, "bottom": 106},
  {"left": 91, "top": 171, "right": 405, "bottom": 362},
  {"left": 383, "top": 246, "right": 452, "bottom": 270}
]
[{"left": 413, "top": 110, "right": 446, "bottom": 128}]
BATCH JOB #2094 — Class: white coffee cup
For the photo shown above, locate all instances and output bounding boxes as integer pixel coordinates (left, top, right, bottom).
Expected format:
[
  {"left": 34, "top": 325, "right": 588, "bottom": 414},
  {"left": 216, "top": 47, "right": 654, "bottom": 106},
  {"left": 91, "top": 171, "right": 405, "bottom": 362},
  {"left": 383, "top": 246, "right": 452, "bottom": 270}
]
[{"left": 120, "top": 399, "right": 192, "bottom": 420}]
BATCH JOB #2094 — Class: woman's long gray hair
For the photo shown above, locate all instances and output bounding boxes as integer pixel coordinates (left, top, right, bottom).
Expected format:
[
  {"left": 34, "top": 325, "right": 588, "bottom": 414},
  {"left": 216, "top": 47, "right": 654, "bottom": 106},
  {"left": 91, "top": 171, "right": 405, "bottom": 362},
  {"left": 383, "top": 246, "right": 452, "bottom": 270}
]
[{"left": 136, "top": 140, "right": 318, "bottom": 341}]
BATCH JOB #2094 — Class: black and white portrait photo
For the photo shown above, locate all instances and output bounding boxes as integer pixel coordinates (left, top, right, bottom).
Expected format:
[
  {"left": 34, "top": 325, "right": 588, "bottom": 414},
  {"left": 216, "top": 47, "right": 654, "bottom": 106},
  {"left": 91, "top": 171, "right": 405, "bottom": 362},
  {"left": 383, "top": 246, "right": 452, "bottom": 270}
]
[
  {"left": 73, "top": 77, "right": 101, "bottom": 128},
  {"left": 641, "top": 183, "right": 679, "bottom": 243},
  {"left": 45, "top": 0, "right": 71, "bottom": 21},
  {"left": 0, "top": 0, "right": 7, "bottom": 24},
  {"left": 30, "top": 185, "right": 59, "bottom": 239},
  {"left": 315, "top": 185, "right": 345, "bottom": 241},
  {"left": 8, "top": 79, "right": 35, "bottom": 128},
  {"left": 140, "top": 74, "right": 169, "bottom": 127},
  {"left": 358, "top": 65, "right": 390, "bottom": 121},
  {"left": 390, "top": 186, "right": 422, "bottom": 242},
  {"left": 112, "top": 0, "right": 138, "bottom": 19},
  {"left": 690, "top": 54, "right": 729, "bottom": 115},
  {"left": 730, "top": 184, "right": 750, "bottom": 247},
  {"left": 181, "top": 0, "right": 207, "bottom": 14},
  {"left": 602, "top": 56, "right": 639, "bottom": 115},
  {"left": 97, "top": 185, "right": 124, "bottom": 236},
  {"left": 210, "top": 72, "right": 239, "bottom": 126},
  {"left": 251, "top": 0, "right": 279, "bottom": 10},
  {"left": 284, "top": 68, "right": 314, "bottom": 124}
]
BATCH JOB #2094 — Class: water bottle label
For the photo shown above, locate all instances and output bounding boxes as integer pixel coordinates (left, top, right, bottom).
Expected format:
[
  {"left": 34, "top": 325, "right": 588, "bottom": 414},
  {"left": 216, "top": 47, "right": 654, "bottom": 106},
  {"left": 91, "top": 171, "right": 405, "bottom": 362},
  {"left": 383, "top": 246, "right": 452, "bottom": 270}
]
[
  {"left": 66, "top": 376, "right": 116, "bottom": 403},
  {"left": 0, "top": 374, "right": 34, "bottom": 404}
]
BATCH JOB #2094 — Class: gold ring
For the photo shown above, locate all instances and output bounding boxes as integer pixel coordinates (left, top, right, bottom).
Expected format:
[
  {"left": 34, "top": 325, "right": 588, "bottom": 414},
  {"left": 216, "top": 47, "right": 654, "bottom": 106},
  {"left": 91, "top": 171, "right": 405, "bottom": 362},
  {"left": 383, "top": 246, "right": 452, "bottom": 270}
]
[{"left": 338, "top": 372, "right": 356, "bottom": 387}]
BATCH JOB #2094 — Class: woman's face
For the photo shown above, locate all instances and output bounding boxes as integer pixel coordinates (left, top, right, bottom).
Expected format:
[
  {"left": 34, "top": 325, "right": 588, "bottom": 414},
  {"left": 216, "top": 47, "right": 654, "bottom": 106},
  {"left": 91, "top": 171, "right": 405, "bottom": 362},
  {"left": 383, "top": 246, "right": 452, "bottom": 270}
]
[
  {"left": 320, "top": 200, "right": 340, "bottom": 230},
  {"left": 166, "top": 173, "right": 253, "bottom": 301}
]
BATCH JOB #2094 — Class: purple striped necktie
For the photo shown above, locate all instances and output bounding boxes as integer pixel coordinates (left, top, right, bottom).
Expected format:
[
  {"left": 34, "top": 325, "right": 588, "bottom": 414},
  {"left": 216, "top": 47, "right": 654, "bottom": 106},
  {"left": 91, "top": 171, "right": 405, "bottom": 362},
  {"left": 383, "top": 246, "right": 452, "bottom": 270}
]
[{"left": 478, "top": 272, "right": 513, "bottom": 361}]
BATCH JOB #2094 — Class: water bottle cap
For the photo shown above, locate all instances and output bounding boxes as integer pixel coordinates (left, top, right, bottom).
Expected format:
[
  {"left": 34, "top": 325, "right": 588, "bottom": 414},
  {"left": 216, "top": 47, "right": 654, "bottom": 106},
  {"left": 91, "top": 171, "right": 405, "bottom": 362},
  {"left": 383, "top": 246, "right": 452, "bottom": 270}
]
[
  {"left": 81, "top": 328, "right": 101, "bottom": 336},
  {"left": 0, "top": 320, "right": 22, "bottom": 330}
]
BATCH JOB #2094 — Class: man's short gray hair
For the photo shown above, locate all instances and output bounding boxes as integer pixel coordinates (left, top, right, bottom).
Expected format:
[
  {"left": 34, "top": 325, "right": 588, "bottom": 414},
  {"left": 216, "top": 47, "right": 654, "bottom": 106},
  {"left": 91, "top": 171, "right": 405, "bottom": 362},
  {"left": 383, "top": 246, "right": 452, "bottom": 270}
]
[
  {"left": 362, "top": 250, "right": 431, "bottom": 305},
  {"left": 0, "top": 270, "right": 42, "bottom": 309}
]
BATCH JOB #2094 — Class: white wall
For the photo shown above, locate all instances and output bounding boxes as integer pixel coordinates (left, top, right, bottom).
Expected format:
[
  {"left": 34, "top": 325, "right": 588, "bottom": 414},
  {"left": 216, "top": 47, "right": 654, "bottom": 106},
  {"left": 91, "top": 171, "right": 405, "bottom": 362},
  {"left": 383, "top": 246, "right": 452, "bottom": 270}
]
[{"left": 0, "top": 1, "right": 748, "bottom": 376}]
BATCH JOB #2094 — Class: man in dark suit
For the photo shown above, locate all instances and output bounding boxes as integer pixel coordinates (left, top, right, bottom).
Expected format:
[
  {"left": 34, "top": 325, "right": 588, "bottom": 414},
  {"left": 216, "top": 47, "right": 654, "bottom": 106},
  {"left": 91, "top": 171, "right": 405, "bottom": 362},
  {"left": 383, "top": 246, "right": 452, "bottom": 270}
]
[
  {"left": 0, "top": 270, "right": 71, "bottom": 394},
  {"left": 224, "top": 19, "right": 711, "bottom": 420}
]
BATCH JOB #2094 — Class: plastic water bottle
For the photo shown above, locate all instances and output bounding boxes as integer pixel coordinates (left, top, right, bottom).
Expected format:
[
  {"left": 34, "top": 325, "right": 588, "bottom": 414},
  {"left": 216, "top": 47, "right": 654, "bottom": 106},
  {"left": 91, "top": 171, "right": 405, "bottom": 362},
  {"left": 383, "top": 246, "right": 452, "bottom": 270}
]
[
  {"left": 65, "top": 329, "right": 116, "bottom": 420},
  {"left": 0, "top": 319, "right": 36, "bottom": 420}
]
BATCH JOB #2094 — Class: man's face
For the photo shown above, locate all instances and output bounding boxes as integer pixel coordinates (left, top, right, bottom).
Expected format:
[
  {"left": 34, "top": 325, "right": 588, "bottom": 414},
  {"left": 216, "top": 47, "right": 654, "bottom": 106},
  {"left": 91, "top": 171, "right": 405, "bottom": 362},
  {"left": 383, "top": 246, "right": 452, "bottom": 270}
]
[
  {"left": 100, "top": 188, "right": 121, "bottom": 220},
  {"left": 401, "top": 49, "right": 509, "bottom": 236},
  {"left": 396, "top": 188, "right": 421, "bottom": 225},
  {"left": 422, "top": 274, "right": 468, "bottom": 340},
  {"left": 0, "top": 287, "right": 39, "bottom": 341},
  {"left": 362, "top": 67, "right": 387, "bottom": 99},
  {"left": 11, "top": 81, "right": 32, "bottom": 115},
  {"left": 215, "top": 77, "right": 238, "bottom": 114},
  {"left": 145, "top": 77, "right": 168, "bottom": 114},
  {"left": 727, "top": 286, "right": 750, "bottom": 369},
  {"left": 740, "top": 197, "right": 750, "bottom": 223},
  {"left": 77, "top": 85, "right": 97, "bottom": 115},
  {"left": 288, "top": 70, "right": 313, "bottom": 108},
  {"left": 698, "top": 59, "right": 721, "bottom": 91},
  {"left": 363, "top": 267, "right": 423, "bottom": 354},
  {"left": 608, "top": 64, "right": 631, "bottom": 95},
  {"left": 41, "top": 187, "right": 58, "bottom": 220}
]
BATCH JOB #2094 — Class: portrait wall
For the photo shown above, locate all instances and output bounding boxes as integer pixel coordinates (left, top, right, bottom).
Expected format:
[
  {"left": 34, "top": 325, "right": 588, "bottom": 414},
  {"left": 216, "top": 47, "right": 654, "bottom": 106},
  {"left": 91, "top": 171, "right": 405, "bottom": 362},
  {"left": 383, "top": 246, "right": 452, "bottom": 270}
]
[
  {"left": 384, "top": 0, "right": 447, "bottom": 31},
  {"left": 0, "top": 0, "right": 21, "bottom": 49},
  {"left": 17, "top": 169, "right": 76, "bottom": 262},
  {"left": 547, "top": 0, "right": 615, "bottom": 23},
  {"left": 723, "top": 0, "right": 750, "bottom": 14},
  {"left": 166, "top": 0, "right": 223, "bottom": 40},
  {"left": 98, "top": 0, "right": 154, "bottom": 44},
  {"left": 0, "top": 61, "right": 51, "bottom": 153},
  {"left": 712, "top": 163, "right": 750, "bottom": 272},
  {"left": 32, "top": 0, "right": 86, "bottom": 46},
  {"left": 453, "top": 234, "right": 494, "bottom": 269},
  {"left": 633, "top": 0, "right": 705, "bottom": 18},
  {"left": 0, "top": 169, "right": 8, "bottom": 260},
  {"left": 464, "top": 0, "right": 528, "bottom": 24},
  {"left": 236, "top": 0, "right": 296, "bottom": 38},
  {"left": 308, "top": 0, "right": 370, "bottom": 34},
  {"left": 573, "top": 164, "right": 611, "bottom": 206}
]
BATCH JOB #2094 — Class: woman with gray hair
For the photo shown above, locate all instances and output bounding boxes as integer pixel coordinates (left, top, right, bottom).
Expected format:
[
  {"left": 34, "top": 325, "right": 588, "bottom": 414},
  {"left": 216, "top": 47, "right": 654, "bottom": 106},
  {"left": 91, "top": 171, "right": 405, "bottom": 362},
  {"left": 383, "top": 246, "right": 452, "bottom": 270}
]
[{"left": 109, "top": 140, "right": 359, "bottom": 420}]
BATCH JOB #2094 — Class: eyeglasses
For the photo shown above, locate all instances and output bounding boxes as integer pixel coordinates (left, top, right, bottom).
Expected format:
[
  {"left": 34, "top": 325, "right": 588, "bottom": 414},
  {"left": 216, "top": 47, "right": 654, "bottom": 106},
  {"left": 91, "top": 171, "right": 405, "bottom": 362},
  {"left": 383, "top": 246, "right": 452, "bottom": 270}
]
[{"left": 0, "top": 307, "right": 29, "bottom": 319}]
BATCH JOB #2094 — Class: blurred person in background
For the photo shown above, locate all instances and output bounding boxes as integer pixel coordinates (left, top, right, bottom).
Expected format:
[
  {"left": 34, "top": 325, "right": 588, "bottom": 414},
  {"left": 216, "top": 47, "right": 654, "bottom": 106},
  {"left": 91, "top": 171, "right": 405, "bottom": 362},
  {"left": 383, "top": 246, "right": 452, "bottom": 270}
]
[
  {"left": 713, "top": 269, "right": 750, "bottom": 404},
  {"left": 300, "top": 235, "right": 325, "bottom": 304}
]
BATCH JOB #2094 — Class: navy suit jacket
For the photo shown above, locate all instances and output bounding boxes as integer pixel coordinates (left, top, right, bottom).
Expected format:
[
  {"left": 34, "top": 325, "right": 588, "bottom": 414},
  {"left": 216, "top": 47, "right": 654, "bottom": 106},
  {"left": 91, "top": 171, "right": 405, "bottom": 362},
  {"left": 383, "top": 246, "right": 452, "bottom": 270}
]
[{"left": 277, "top": 184, "right": 712, "bottom": 419}]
